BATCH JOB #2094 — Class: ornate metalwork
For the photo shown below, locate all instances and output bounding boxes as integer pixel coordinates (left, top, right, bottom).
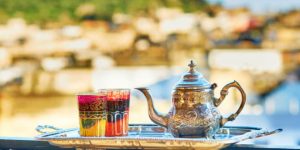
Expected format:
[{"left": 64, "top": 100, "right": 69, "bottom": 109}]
[
  {"left": 136, "top": 60, "right": 247, "bottom": 138},
  {"left": 36, "top": 124, "right": 282, "bottom": 149}
]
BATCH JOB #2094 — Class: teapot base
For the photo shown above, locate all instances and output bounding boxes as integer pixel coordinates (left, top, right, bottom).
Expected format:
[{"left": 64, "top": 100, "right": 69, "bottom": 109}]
[{"left": 170, "top": 126, "right": 216, "bottom": 139}]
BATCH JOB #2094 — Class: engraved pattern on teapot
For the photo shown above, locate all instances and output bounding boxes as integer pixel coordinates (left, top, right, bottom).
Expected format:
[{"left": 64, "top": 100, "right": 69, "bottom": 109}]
[
  {"left": 135, "top": 60, "right": 246, "bottom": 138},
  {"left": 172, "top": 90, "right": 212, "bottom": 109},
  {"left": 168, "top": 89, "right": 222, "bottom": 138}
]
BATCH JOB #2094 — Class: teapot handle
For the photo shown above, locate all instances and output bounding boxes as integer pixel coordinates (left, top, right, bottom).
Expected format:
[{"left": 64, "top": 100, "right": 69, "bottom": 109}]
[{"left": 213, "top": 80, "right": 246, "bottom": 126}]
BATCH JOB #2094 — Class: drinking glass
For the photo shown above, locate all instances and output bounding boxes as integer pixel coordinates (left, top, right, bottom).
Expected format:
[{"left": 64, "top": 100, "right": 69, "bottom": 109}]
[
  {"left": 77, "top": 91, "right": 107, "bottom": 137},
  {"left": 104, "top": 89, "right": 130, "bottom": 136}
]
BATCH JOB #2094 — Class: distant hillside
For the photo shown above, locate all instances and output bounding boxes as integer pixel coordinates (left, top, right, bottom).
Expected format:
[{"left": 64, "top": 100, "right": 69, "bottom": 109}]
[{"left": 0, "top": 0, "right": 207, "bottom": 24}]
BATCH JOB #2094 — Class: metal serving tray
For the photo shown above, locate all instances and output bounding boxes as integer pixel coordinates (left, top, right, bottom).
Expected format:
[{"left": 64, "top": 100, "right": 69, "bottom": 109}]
[{"left": 35, "top": 124, "right": 281, "bottom": 149}]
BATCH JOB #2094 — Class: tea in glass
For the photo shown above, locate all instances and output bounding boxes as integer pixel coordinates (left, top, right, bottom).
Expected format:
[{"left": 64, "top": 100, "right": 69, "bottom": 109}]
[
  {"left": 105, "top": 89, "right": 130, "bottom": 136},
  {"left": 77, "top": 92, "right": 107, "bottom": 136}
]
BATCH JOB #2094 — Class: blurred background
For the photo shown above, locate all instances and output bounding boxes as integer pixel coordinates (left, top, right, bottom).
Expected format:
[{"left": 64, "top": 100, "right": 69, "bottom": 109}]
[{"left": 0, "top": 0, "right": 300, "bottom": 147}]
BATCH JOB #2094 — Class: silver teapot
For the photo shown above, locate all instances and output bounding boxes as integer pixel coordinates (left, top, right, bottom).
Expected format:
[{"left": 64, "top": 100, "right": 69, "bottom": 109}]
[{"left": 136, "top": 60, "right": 246, "bottom": 138}]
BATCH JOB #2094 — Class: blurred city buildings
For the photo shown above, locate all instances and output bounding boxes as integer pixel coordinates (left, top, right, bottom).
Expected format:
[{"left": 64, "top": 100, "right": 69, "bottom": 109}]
[{"left": 0, "top": 6, "right": 299, "bottom": 94}]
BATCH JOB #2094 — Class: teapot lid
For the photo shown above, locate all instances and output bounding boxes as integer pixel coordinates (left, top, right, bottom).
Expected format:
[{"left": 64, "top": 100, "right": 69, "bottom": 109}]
[{"left": 175, "top": 60, "right": 210, "bottom": 89}]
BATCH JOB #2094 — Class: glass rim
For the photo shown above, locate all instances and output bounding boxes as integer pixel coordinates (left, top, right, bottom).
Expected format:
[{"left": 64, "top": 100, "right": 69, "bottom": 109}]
[
  {"left": 76, "top": 92, "right": 100, "bottom": 96},
  {"left": 77, "top": 88, "right": 131, "bottom": 96},
  {"left": 98, "top": 88, "right": 131, "bottom": 91}
]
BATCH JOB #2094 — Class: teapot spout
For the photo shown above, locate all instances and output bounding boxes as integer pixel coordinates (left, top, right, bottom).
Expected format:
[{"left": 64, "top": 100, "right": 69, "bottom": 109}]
[{"left": 135, "top": 87, "right": 168, "bottom": 128}]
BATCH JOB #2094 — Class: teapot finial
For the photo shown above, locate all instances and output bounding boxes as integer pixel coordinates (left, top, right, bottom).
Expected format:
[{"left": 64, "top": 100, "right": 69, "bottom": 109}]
[{"left": 188, "top": 60, "right": 196, "bottom": 73}]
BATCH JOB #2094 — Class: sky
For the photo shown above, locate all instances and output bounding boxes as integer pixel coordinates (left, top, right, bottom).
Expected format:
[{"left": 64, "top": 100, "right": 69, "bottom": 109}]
[{"left": 207, "top": 0, "right": 300, "bottom": 14}]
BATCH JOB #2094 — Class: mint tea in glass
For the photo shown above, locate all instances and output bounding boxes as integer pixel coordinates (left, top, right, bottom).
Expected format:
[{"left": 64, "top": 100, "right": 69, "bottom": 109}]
[{"left": 77, "top": 91, "right": 107, "bottom": 137}]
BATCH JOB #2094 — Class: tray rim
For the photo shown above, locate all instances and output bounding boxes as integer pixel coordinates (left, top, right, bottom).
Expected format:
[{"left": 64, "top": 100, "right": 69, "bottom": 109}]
[
  {"left": 34, "top": 124, "right": 282, "bottom": 149},
  {"left": 35, "top": 124, "right": 264, "bottom": 142}
]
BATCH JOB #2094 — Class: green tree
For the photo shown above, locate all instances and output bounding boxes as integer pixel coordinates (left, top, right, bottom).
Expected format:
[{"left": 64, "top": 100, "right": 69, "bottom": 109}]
[{"left": 0, "top": 0, "right": 207, "bottom": 24}]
